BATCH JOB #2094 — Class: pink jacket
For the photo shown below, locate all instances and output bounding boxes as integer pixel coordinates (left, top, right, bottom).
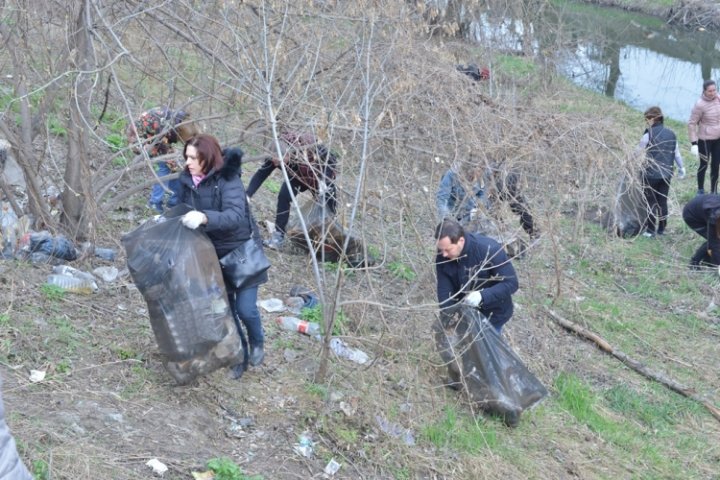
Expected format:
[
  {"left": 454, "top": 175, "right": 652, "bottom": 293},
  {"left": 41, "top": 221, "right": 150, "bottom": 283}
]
[{"left": 688, "top": 94, "right": 720, "bottom": 143}]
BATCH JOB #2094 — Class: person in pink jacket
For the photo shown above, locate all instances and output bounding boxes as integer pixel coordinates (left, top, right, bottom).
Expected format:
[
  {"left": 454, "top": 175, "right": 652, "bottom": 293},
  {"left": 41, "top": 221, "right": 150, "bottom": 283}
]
[{"left": 688, "top": 79, "right": 720, "bottom": 194}]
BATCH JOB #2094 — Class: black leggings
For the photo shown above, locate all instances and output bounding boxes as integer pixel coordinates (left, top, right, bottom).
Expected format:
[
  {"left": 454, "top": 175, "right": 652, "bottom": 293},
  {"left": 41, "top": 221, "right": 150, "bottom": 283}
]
[
  {"left": 697, "top": 138, "right": 720, "bottom": 193},
  {"left": 275, "top": 179, "right": 337, "bottom": 234},
  {"left": 642, "top": 177, "right": 670, "bottom": 233}
]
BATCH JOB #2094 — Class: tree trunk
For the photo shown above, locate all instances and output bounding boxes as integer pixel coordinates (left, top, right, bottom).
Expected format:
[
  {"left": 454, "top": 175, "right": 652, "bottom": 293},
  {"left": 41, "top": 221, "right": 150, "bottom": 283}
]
[{"left": 61, "top": 0, "right": 97, "bottom": 241}]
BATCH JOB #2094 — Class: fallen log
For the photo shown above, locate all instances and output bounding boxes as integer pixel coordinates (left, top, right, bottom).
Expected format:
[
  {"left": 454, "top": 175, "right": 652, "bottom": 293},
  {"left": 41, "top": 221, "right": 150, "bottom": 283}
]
[{"left": 543, "top": 307, "right": 720, "bottom": 423}]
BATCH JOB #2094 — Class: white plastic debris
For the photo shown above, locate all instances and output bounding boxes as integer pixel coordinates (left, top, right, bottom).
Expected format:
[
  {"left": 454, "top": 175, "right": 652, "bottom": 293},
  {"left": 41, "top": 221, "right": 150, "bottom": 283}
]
[
  {"left": 258, "top": 298, "right": 286, "bottom": 313},
  {"left": 146, "top": 458, "right": 168, "bottom": 476},
  {"left": 324, "top": 458, "right": 341, "bottom": 476},
  {"left": 329, "top": 338, "right": 369, "bottom": 364},
  {"left": 29, "top": 370, "right": 46, "bottom": 383}
]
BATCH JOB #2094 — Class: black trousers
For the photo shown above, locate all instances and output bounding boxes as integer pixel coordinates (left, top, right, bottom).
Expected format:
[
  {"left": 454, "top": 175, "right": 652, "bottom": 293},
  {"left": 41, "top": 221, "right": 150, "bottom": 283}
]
[
  {"left": 642, "top": 176, "right": 670, "bottom": 233},
  {"left": 697, "top": 138, "right": 720, "bottom": 193},
  {"left": 275, "top": 180, "right": 337, "bottom": 234}
]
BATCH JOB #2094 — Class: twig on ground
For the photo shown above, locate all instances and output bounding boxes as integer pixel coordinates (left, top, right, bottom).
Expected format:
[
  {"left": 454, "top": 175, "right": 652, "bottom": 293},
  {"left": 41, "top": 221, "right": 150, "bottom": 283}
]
[{"left": 543, "top": 306, "right": 720, "bottom": 423}]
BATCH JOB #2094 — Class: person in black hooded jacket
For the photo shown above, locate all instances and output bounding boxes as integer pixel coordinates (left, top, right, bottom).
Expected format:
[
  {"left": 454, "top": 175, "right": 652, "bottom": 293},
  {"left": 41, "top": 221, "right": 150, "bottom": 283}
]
[
  {"left": 682, "top": 193, "right": 720, "bottom": 268},
  {"left": 177, "top": 134, "right": 267, "bottom": 379}
]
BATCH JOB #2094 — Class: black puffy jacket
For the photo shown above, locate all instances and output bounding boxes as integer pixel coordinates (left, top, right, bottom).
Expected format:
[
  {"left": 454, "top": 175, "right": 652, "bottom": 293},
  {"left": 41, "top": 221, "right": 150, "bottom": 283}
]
[{"left": 177, "top": 148, "right": 256, "bottom": 259}]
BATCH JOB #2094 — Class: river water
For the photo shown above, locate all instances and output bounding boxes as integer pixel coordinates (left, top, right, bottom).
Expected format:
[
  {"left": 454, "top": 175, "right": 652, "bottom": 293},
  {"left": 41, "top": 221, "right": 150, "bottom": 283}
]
[{"left": 440, "top": 1, "right": 720, "bottom": 122}]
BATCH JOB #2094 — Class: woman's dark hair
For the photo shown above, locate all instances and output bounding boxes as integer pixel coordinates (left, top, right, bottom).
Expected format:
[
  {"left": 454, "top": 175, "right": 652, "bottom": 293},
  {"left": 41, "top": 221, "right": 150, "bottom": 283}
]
[
  {"left": 435, "top": 219, "right": 465, "bottom": 243},
  {"left": 184, "top": 134, "right": 223, "bottom": 175},
  {"left": 644, "top": 106, "right": 663, "bottom": 124},
  {"left": 703, "top": 79, "right": 716, "bottom": 93}
]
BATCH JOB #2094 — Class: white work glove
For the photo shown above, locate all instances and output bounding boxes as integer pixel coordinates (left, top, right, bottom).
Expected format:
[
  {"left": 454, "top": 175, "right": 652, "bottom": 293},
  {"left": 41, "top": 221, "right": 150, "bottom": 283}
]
[
  {"left": 318, "top": 180, "right": 329, "bottom": 196},
  {"left": 678, "top": 167, "right": 686, "bottom": 179},
  {"left": 464, "top": 290, "right": 483, "bottom": 307},
  {"left": 690, "top": 144, "right": 699, "bottom": 158},
  {"left": 181, "top": 210, "right": 207, "bottom": 229}
]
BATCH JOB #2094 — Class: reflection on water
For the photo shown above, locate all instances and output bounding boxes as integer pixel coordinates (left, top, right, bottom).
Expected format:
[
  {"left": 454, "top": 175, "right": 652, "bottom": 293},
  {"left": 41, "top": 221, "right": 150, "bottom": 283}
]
[{"left": 430, "top": 0, "right": 720, "bottom": 121}]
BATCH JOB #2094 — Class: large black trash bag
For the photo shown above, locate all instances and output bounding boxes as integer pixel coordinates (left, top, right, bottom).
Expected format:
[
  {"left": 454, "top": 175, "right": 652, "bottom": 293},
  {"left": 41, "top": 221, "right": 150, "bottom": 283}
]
[
  {"left": 610, "top": 173, "right": 647, "bottom": 238},
  {"left": 286, "top": 196, "right": 374, "bottom": 267},
  {"left": 437, "top": 305, "right": 547, "bottom": 417},
  {"left": 121, "top": 214, "right": 243, "bottom": 384}
]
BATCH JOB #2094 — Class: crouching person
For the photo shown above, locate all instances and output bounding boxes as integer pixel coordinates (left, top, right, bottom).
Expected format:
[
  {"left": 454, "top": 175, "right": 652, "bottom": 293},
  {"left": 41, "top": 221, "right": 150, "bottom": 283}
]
[
  {"left": 246, "top": 131, "right": 338, "bottom": 250},
  {"left": 433, "top": 219, "right": 522, "bottom": 426}
]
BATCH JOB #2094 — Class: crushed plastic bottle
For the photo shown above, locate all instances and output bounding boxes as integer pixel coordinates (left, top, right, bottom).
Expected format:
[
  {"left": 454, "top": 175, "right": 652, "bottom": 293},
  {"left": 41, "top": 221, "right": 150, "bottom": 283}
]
[
  {"left": 276, "top": 316, "right": 321, "bottom": 337},
  {"left": 49, "top": 266, "right": 99, "bottom": 292},
  {"left": 329, "top": 338, "right": 369, "bottom": 364},
  {"left": 46, "top": 274, "right": 97, "bottom": 294},
  {"left": 293, "top": 433, "right": 314, "bottom": 458}
]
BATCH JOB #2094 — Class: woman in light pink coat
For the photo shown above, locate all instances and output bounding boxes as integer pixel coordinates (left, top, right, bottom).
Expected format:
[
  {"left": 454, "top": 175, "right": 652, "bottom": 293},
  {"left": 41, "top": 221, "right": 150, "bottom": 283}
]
[{"left": 688, "top": 79, "right": 720, "bottom": 194}]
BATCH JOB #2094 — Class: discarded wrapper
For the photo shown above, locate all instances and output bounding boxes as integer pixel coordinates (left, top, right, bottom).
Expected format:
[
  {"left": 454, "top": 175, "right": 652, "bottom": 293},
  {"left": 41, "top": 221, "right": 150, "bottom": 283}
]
[{"left": 146, "top": 458, "right": 168, "bottom": 475}]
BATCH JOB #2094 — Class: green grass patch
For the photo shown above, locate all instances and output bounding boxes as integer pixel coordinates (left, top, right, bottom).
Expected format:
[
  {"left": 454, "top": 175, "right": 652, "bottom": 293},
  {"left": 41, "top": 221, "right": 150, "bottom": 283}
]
[
  {"left": 387, "top": 261, "right": 416, "bottom": 281},
  {"left": 206, "top": 457, "right": 263, "bottom": 480},
  {"left": 421, "top": 406, "right": 498, "bottom": 453},
  {"left": 554, "top": 373, "right": 692, "bottom": 477},
  {"left": 40, "top": 284, "right": 65, "bottom": 302},
  {"left": 304, "top": 382, "right": 328, "bottom": 400},
  {"left": 264, "top": 178, "right": 281, "bottom": 194},
  {"left": 495, "top": 55, "right": 536, "bottom": 77}
]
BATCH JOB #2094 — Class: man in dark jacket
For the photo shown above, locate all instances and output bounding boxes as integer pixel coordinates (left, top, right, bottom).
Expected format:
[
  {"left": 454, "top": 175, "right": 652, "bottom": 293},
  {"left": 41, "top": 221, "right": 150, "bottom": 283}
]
[
  {"left": 433, "top": 219, "right": 520, "bottom": 425},
  {"left": 435, "top": 219, "right": 519, "bottom": 333},
  {"left": 682, "top": 193, "right": 720, "bottom": 268}
]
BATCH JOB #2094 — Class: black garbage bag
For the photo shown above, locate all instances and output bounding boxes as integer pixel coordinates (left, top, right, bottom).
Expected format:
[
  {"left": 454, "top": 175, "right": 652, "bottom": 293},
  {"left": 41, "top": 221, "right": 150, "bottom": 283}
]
[
  {"left": 611, "top": 173, "right": 647, "bottom": 238},
  {"left": 435, "top": 305, "right": 547, "bottom": 419},
  {"left": 286, "top": 196, "right": 374, "bottom": 267},
  {"left": 121, "top": 214, "right": 243, "bottom": 384}
]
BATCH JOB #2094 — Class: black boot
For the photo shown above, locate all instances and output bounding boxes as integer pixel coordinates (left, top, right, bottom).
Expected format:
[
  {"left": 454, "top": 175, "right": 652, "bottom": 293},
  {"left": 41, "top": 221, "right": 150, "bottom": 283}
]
[
  {"left": 229, "top": 363, "right": 246, "bottom": 380},
  {"left": 249, "top": 345, "right": 265, "bottom": 366}
]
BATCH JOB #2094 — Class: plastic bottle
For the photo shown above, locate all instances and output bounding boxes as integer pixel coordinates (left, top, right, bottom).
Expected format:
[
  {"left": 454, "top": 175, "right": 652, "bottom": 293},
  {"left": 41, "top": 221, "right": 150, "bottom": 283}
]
[
  {"left": 329, "top": 338, "right": 369, "bottom": 364},
  {"left": 276, "top": 316, "right": 321, "bottom": 336},
  {"left": 46, "top": 274, "right": 97, "bottom": 294},
  {"left": 94, "top": 247, "right": 116, "bottom": 261}
]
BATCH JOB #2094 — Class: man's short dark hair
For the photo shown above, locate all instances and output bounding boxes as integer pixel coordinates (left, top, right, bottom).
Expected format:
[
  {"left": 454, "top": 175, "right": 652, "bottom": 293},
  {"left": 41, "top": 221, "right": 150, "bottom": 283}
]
[{"left": 435, "top": 219, "right": 465, "bottom": 243}]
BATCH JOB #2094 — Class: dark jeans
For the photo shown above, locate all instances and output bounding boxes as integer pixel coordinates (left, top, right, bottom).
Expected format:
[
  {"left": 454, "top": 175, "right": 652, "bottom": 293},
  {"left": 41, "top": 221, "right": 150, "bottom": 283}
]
[
  {"left": 149, "top": 161, "right": 180, "bottom": 208},
  {"left": 642, "top": 176, "right": 670, "bottom": 233},
  {"left": 697, "top": 138, "right": 720, "bottom": 193},
  {"left": 228, "top": 286, "right": 263, "bottom": 365}
]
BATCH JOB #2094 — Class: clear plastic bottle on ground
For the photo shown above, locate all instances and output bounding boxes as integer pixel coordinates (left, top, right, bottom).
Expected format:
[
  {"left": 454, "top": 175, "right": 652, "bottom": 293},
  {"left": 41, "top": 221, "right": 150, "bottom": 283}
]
[
  {"left": 46, "top": 274, "right": 97, "bottom": 294},
  {"left": 276, "top": 316, "right": 321, "bottom": 337}
]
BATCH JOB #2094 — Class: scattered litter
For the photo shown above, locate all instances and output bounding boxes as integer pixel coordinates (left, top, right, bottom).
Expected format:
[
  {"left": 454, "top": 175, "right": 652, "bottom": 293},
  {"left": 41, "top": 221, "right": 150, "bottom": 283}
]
[
  {"left": 329, "top": 338, "right": 369, "bottom": 364},
  {"left": 289, "top": 285, "right": 319, "bottom": 309},
  {"left": 94, "top": 247, "right": 116, "bottom": 261},
  {"left": 47, "top": 265, "right": 99, "bottom": 293},
  {"left": 46, "top": 274, "right": 98, "bottom": 294},
  {"left": 284, "top": 296, "right": 305, "bottom": 314},
  {"left": 93, "top": 266, "right": 119, "bottom": 283},
  {"left": 277, "top": 316, "right": 321, "bottom": 337},
  {"left": 324, "top": 458, "right": 341, "bottom": 476},
  {"left": 23, "top": 231, "right": 78, "bottom": 261},
  {"left": 258, "top": 298, "right": 285, "bottom": 313},
  {"left": 190, "top": 471, "right": 213, "bottom": 480},
  {"left": 375, "top": 415, "right": 415, "bottom": 446},
  {"left": 293, "top": 433, "right": 314, "bottom": 458},
  {"left": 339, "top": 401, "right": 355, "bottom": 417},
  {"left": 146, "top": 458, "right": 168, "bottom": 476},
  {"left": 29, "top": 370, "right": 46, "bottom": 383}
]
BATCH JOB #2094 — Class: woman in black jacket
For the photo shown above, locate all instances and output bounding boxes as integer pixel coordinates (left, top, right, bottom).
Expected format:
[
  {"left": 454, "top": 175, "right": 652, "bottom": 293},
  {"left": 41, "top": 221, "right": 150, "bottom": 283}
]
[
  {"left": 682, "top": 193, "right": 720, "bottom": 268},
  {"left": 177, "top": 134, "right": 267, "bottom": 379}
]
